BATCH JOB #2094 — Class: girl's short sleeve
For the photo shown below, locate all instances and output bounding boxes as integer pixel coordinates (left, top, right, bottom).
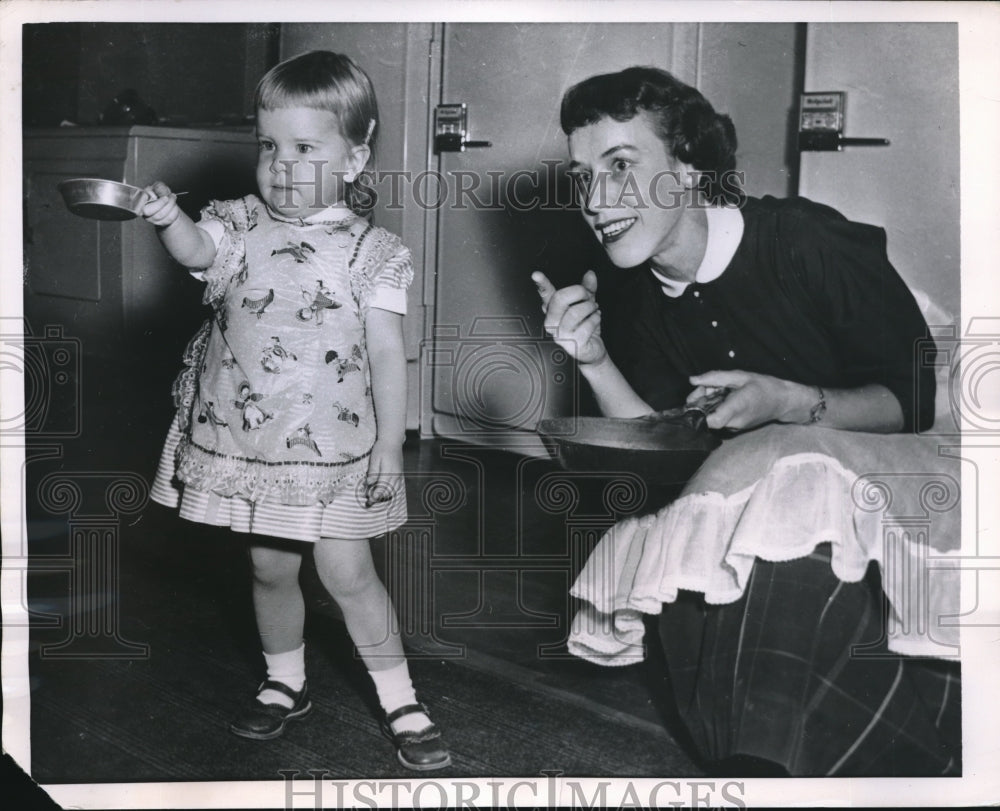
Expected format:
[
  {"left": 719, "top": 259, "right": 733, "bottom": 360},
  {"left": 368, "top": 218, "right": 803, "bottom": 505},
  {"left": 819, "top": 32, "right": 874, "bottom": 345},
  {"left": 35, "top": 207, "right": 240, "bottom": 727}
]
[
  {"left": 186, "top": 213, "right": 225, "bottom": 282},
  {"left": 368, "top": 245, "right": 414, "bottom": 315},
  {"left": 349, "top": 226, "right": 414, "bottom": 317},
  {"left": 188, "top": 197, "right": 253, "bottom": 308}
]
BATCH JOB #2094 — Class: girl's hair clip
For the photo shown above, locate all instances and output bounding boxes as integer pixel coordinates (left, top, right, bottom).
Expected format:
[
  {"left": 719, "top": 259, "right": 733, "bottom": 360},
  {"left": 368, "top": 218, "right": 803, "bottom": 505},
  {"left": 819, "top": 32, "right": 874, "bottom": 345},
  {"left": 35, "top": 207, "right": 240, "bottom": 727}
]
[{"left": 364, "top": 118, "right": 376, "bottom": 145}]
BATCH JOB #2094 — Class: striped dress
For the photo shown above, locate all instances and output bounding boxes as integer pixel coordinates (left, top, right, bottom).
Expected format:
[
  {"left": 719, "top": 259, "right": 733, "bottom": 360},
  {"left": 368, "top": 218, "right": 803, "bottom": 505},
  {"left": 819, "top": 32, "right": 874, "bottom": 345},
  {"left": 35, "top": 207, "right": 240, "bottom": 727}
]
[{"left": 151, "top": 195, "right": 410, "bottom": 542}]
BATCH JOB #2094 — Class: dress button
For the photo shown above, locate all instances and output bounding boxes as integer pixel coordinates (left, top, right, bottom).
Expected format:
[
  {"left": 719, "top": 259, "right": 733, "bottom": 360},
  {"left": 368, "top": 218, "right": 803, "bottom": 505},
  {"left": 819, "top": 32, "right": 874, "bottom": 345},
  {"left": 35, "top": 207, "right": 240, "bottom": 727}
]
[
  {"left": 728, "top": 349, "right": 735, "bottom": 358},
  {"left": 711, "top": 320, "right": 718, "bottom": 327},
  {"left": 693, "top": 290, "right": 700, "bottom": 298}
]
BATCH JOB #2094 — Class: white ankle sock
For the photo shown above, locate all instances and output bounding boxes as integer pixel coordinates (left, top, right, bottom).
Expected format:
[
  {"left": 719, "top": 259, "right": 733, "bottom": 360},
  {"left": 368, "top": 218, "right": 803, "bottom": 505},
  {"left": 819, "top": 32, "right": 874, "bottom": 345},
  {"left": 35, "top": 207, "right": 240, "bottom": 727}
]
[
  {"left": 257, "top": 644, "right": 306, "bottom": 708},
  {"left": 368, "top": 661, "right": 431, "bottom": 733}
]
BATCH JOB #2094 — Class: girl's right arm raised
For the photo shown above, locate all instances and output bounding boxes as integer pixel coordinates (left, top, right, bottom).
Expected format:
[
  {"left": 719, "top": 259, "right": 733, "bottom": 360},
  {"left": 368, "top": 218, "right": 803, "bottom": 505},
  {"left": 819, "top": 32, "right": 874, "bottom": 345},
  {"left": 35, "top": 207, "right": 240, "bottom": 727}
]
[
  {"left": 142, "top": 181, "right": 217, "bottom": 269},
  {"left": 532, "top": 270, "right": 652, "bottom": 419}
]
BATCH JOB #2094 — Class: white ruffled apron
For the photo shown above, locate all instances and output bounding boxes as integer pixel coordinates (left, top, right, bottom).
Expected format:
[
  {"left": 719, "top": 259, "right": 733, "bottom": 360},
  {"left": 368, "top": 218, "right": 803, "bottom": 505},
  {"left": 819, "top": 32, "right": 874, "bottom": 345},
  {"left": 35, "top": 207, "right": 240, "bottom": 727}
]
[{"left": 568, "top": 423, "right": 962, "bottom": 663}]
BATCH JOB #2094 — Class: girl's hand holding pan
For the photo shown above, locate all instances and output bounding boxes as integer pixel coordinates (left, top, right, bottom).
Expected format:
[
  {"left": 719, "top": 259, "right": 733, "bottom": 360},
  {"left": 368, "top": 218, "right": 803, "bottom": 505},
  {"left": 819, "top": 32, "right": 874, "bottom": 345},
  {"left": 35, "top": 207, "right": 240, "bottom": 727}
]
[
  {"left": 141, "top": 181, "right": 182, "bottom": 228},
  {"left": 532, "top": 270, "right": 607, "bottom": 365}
]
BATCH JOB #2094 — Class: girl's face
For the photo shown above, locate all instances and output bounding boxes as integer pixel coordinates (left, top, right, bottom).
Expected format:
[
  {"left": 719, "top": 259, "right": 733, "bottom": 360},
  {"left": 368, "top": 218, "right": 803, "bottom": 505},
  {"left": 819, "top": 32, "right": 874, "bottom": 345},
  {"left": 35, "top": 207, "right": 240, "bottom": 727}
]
[
  {"left": 568, "top": 112, "right": 696, "bottom": 271},
  {"left": 255, "top": 106, "right": 370, "bottom": 219}
]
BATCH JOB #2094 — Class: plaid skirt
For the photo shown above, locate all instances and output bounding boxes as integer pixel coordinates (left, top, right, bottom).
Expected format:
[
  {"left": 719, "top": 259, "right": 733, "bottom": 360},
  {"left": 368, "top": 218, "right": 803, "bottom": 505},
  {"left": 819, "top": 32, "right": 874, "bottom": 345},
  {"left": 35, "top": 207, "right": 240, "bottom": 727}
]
[
  {"left": 656, "top": 545, "right": 960, "bottom": 776},
  {"left": 568, "top": 424, "right": 962, "bottom": 776}
]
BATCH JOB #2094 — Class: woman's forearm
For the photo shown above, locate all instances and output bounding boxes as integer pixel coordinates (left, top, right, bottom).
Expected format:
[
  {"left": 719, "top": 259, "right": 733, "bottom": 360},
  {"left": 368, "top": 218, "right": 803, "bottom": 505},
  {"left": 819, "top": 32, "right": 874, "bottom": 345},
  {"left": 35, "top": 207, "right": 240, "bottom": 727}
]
[
  {"left": 691, "top": 370, "right": 906, "bottom": 433},
  {"left": 794, "top": 382, "right": 904, "bottom": 433},
  {"left": 579, "top": 354, "right": 653, "bottom": 418}
]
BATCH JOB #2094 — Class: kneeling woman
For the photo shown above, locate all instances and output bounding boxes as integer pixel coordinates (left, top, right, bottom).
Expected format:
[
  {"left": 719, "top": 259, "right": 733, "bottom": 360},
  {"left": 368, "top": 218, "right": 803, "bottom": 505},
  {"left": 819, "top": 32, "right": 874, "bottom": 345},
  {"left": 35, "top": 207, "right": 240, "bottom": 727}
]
[{"left": 534, "top": 66, "right": 959, "bottom": 777}]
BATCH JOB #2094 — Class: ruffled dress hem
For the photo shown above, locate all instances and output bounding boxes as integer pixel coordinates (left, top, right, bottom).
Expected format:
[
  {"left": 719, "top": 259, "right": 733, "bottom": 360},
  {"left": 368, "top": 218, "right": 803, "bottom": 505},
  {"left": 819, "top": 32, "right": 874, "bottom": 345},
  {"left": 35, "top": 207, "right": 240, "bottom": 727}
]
[
  {"left": 568, "top": 435, "right": 960, "bottom": 665},
  {"left": 151, "top": 416, "right": 406, "bottom": 543}
]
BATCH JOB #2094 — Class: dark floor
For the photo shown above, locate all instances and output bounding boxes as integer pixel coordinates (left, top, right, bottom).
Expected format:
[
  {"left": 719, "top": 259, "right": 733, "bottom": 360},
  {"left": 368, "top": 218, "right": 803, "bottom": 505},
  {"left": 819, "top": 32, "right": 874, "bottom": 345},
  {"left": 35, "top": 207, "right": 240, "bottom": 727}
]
[{"left": 23, "top": 429, "right": 703, "bottom": 785}]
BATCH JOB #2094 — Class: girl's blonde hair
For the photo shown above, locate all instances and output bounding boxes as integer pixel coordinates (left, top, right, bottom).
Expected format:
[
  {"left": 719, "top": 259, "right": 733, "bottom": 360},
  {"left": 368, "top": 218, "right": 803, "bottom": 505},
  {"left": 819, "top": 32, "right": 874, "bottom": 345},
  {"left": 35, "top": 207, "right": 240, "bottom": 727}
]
[{"left": 255, "top": 50, "right": 378, "bottom": 216}]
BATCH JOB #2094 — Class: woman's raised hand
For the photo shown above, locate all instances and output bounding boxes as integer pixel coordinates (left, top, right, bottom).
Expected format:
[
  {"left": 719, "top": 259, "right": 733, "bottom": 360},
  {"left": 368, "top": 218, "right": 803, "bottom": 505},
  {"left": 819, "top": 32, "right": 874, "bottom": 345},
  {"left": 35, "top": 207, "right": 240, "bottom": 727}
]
[
  {"left": 141, "top": 181, "right": 182, "bottom": 228},
  {"left": 688, "top": 370, "right": 816, "bottom": 431},
  {"left": 532, "top": 270, "right": 607, "bottom": 365}
]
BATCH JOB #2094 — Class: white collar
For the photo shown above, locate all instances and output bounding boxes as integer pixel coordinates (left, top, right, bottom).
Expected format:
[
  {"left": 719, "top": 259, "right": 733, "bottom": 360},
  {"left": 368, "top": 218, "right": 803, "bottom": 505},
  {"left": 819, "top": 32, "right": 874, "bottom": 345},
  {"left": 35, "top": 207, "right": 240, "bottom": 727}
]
[
  {"left": 264, "top": 201, "right": 357, "bottom": 226},
  {"left": 650, "top": 205, "right": 745, "bottom": 298},
  {"left": 302, "top": 205, "right": 355, "bottom": 224}
]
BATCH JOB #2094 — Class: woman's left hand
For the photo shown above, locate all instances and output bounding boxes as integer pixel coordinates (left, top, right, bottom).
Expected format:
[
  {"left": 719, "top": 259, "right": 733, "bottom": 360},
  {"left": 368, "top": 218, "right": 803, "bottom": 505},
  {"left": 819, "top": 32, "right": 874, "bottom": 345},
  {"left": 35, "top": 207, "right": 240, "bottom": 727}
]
[
  {"left": 688, "top": 370, "right": 816, "bottom": 431},
  {"left": 365, "top": 439, "right": 404, "bottom": 508}
]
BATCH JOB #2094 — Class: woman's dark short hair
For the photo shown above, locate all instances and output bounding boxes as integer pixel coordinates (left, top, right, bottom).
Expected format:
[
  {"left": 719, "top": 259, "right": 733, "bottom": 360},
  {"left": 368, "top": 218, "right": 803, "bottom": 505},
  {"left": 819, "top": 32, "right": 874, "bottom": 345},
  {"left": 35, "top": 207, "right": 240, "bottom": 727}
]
[{"left": 561, "top": 66, "right": 742, "bottom": 205}]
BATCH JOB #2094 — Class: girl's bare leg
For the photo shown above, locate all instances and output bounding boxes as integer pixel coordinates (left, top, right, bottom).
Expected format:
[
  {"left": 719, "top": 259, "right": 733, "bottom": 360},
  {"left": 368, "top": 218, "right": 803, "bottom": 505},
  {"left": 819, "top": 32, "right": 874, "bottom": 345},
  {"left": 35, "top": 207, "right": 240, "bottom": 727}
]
[
  {"left": 313, "top": 538, "right": 434, "bottom": 731},
  {"left": 312, "top": 537, "right": 403, "bottom": 668},
  {"left": 242, "top": 542, "right": 308, "bottom": 711},
  {"left": 304, "top": 537, "right": 450, "bottom": 768},
  {"left": 248, "top": 541, "right": 305, "bottom": 655}
]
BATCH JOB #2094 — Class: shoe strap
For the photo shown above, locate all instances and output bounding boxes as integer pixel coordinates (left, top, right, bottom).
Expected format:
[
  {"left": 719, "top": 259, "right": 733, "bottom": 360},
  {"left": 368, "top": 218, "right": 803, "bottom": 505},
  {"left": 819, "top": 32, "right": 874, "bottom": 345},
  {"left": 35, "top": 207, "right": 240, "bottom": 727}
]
[
  {"left": 392, "top": 724, "right": 442, "bottom": 744},
  {"left": 385, "top": 702, "right": 428, "bottom": 726},
  {"left": 258, "top": 679, "right": 305, "bottom": 702}
]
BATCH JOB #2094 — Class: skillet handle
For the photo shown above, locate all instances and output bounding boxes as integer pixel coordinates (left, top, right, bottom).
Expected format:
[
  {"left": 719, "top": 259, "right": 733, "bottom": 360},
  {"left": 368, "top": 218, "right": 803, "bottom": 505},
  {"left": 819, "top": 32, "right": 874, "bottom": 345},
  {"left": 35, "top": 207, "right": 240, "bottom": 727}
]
[
  {"left": 684, "top": 386, "right": 730, "bottom": 417},
  {"left": 637, "top": 387, "right": 730, "bottom": 432},
  {"left": 139, "top": 189, "right": 189, "bottom": 206},
  {"left": 683, "top": 387, "right": 730, "bottom": 431},
  {"left": 673, "top": 387, "right": 731, "bottom": 432}
]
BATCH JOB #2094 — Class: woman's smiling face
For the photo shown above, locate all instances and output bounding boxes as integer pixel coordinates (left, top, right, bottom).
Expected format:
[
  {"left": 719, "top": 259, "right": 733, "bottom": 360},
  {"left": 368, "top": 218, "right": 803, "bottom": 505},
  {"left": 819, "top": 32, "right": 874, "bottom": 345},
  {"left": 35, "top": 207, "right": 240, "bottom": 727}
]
[{"left": 568, "top": 112, "right": 695, "bottom": 270}]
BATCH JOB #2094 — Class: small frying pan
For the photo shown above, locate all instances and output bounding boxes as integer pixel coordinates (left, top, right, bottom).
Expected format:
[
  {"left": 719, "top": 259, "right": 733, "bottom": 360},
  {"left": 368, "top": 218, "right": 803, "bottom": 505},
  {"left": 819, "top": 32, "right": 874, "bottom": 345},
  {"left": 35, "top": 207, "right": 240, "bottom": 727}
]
[{"left": 57, "top": 178, "right": 185, "bottom": 221}]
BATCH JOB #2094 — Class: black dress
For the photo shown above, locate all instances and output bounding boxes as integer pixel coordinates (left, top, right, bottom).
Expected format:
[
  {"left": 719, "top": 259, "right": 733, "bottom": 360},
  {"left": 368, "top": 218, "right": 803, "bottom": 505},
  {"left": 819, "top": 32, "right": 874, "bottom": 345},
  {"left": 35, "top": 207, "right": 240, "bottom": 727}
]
[
  {"left": 603, "top": 195, "right": 936, "bottom": 432},
  {"left": 592, "top": 196, "right": 959, "bottom": 776}
]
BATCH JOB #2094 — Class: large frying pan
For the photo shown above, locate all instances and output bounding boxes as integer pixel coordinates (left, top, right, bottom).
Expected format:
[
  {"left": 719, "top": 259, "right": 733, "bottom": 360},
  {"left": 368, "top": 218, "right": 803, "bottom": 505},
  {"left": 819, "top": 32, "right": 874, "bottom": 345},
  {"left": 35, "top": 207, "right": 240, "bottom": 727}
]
[{"left": 537, "top": 389, "right": 728, "bottom": 488}]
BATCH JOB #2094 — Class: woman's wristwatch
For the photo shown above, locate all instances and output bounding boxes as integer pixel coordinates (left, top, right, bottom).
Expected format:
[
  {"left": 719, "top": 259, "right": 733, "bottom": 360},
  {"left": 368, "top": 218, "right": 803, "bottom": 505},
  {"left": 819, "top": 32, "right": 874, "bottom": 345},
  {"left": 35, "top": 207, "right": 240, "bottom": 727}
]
[{"left": 808, "top": 385, "right": 827, "bottom": 424}]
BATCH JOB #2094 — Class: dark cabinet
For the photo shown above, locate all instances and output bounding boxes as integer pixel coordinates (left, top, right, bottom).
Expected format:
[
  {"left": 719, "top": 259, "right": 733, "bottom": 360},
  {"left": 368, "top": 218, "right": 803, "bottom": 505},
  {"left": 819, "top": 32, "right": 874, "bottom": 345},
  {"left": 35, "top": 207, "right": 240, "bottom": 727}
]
[{"left": 22, "top": 125, "right": 258, "bottom": 468}]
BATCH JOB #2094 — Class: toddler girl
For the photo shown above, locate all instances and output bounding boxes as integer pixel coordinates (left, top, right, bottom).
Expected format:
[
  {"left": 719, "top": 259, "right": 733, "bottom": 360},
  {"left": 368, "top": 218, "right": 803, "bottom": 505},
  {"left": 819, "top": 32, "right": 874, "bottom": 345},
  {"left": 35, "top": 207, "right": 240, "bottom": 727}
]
[{"left": 143, "top": 50, "right": 450, "bottom": 771}]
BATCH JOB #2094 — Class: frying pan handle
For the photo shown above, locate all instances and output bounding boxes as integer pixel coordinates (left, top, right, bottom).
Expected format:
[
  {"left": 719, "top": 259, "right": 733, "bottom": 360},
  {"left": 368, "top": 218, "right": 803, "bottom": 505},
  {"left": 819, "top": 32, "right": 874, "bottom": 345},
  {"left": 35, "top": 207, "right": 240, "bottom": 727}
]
[
  {"left": 636, "top": 387, "right": 730, "bottom": 433},
  {"left": 684, "top": 386, "right": 730, "bottom": 417},
  {"left": 141, "top": 189, "right": 189, "bottom": 204},
  {"left": 680, "top": 386, "right": 731, "bottom": 433}
]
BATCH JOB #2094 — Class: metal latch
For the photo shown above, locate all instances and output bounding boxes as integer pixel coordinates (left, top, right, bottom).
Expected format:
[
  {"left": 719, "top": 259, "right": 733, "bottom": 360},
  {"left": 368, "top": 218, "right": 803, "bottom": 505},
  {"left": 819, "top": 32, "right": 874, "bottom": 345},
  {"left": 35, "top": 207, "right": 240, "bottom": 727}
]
[
  {"left": 798, "top": 92, "right": 890, "bottom": 151},
  {"left": 434, "top": 103, "right": 492, "bottom": 153}
]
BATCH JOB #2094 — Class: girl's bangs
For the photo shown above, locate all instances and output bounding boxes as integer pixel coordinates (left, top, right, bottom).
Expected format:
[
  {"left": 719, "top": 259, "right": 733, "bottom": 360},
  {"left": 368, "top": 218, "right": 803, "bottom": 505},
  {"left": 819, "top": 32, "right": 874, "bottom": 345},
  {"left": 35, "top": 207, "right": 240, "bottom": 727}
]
[{"left": 257, "top": 83, "right": 344, "bottom": 115}]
